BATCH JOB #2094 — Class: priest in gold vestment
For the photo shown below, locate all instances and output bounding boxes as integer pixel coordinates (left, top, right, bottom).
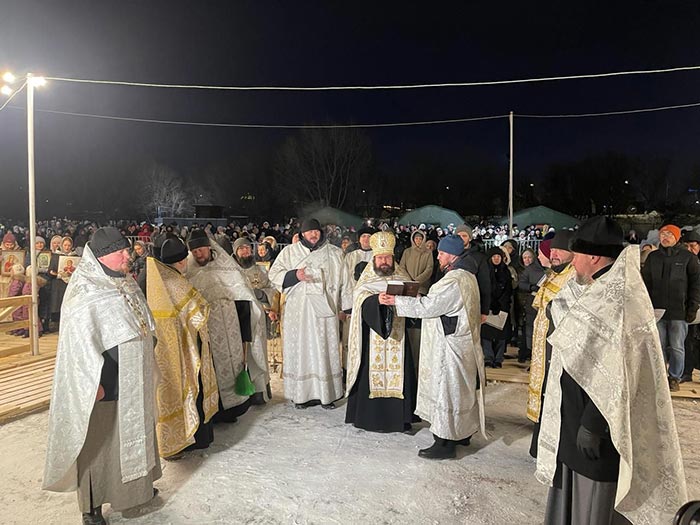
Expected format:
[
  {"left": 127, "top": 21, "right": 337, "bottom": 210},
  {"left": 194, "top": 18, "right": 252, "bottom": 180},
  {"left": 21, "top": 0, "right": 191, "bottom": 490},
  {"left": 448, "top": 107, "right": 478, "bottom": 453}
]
[{"left": 146, "top": 238, "right": 218, "bottom": 458}]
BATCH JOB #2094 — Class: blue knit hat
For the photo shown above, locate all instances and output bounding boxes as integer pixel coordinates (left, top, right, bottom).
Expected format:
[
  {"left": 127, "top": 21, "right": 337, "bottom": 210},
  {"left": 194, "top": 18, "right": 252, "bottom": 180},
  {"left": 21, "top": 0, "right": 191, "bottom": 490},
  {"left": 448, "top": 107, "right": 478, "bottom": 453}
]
[{"left": 437, "top": 235, "right": 464, "bottom": 256}]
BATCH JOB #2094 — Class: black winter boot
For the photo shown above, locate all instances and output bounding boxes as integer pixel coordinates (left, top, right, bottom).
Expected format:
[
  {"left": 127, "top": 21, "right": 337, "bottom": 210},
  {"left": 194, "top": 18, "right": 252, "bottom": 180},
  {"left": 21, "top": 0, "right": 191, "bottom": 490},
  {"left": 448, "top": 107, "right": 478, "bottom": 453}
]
[
  {"left": 82, "top": 506, "right": 106, "bottom": 525},
  {"left": 418, "top": 435, "right": 456, "bottom": 459}
]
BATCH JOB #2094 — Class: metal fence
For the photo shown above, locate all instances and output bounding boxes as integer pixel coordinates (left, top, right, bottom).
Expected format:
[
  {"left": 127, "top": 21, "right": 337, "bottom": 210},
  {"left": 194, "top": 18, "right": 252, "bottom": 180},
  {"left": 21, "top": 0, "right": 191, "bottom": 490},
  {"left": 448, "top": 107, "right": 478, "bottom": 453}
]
[{"left": 481, "top": 238, "right": 542, "bottom": 254}]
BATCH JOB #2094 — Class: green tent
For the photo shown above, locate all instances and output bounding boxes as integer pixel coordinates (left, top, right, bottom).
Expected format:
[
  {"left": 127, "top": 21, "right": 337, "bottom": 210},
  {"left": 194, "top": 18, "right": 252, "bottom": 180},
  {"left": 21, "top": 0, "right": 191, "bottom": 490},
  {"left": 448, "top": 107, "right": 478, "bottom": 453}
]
[
  {"left": 304, "top": 206, "right": 365, "bottom": 228},
  {"left": 500, "top": 206, "right": 581, "bottom": 230},
  {"left": 399, "top": 205, "right": 466, "bottom": 228}
]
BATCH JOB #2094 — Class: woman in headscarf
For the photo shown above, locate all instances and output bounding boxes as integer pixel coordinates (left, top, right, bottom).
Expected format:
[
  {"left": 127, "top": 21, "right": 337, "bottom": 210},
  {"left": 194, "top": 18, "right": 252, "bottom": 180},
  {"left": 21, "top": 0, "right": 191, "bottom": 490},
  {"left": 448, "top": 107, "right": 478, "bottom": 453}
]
[
  {"left": 48, "top": 236, "right": 76, "bottom": 329},
  {"left": 131, "top": 240, "right": 149, "bottom": 280},
  {"left": 481, "top": 247, "right": 512, "bottom": 368},
  {"left": 255, "top": 241, "right": 274, "bottom": 266}
]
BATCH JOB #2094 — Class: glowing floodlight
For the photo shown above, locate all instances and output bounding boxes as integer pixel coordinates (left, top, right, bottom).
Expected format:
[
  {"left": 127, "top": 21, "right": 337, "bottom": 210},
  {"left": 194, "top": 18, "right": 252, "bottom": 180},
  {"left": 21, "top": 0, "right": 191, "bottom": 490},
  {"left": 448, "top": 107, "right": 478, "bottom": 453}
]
[
  {"left": 28, "top": 76, "right": 46, "bottom": 87},
  {"left": 1, "top": 85, "right": 12, "bottom": 96},
  {"left": 2, "top": 71, "right": 15, "bottom": 83}
]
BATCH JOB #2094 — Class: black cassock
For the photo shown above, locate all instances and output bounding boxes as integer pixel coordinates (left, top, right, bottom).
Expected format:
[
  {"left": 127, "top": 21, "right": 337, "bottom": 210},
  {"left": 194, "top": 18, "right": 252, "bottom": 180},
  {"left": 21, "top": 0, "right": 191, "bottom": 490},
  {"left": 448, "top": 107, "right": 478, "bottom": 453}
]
[{"left": 345, "top": 295, "right": 418, "bottom": 433}]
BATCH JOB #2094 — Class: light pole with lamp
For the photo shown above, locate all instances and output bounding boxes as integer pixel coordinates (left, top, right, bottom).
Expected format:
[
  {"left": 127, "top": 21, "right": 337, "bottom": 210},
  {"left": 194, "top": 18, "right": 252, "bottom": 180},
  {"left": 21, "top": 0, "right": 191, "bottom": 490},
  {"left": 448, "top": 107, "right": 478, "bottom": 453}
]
[{"left": 2, "top": 71, "right": 47, "bottom": 356}]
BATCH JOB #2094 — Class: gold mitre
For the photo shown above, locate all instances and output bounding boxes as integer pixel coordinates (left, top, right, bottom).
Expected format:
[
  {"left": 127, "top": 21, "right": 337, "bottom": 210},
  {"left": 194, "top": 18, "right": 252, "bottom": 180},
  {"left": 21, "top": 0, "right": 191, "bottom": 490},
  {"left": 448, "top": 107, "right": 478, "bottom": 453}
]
[{"left": 369, "top": 231, "right": 396, "bottom": 257}]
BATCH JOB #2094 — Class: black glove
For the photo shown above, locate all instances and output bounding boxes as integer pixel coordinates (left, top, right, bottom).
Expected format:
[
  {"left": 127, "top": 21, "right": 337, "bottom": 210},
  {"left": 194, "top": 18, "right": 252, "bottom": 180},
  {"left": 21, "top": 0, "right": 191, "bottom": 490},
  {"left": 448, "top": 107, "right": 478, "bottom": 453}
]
[{"left": 576, "top": 426, "right": 602, "bottom": 460}]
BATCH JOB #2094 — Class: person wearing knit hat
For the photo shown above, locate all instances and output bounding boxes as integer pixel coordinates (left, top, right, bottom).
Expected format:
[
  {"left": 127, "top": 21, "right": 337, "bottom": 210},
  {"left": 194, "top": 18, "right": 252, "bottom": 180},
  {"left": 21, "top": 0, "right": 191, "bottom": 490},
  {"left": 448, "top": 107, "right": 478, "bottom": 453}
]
[
  {"left": 2, "top": 231, "right": 18, "bottom": 250},
  {"left": 658, "top": 224, "right": 681, "bottom": 244},
  {"left": 642, "top": 221, "right": 700, "bottom": 391},
  {"left": 681, "top": 228, "right": 700, "bottom": 256},
  {"left": 536, "top": 217, "right": 689, "bottom": 524},
  {"left": 453, "top": 226, "right": 492, "bottom": 320},
  {"left": 378, "top": 232, "right": 486, "bottom": 460},
  {"left": 344, "top": 230, "right": 418, "bottom": 434},
  {"left": 268, "top": 214, "right": 351, "bottom": 409},
  {"left": 537, "top": 239, "right": 552, "bottom": 267},
  {"left": 526, "top": 230, "right": 577, "bottom": 456},
  {"left": 144, "top": 238, "right": 217, "bottom": 460},
  {"left": 43, "top": 225, "right": 161, "bottom": 524},
  {"left": 187, "top": 228, "right": 211, "bottom": 251}
]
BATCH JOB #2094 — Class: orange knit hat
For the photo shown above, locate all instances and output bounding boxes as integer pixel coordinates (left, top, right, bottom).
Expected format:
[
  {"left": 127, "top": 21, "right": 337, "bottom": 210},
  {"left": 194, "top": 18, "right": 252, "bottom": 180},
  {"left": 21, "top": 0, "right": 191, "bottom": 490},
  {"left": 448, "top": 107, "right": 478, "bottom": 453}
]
[{"left": 659, "top": 224, "right": 681, "bottom": 242}]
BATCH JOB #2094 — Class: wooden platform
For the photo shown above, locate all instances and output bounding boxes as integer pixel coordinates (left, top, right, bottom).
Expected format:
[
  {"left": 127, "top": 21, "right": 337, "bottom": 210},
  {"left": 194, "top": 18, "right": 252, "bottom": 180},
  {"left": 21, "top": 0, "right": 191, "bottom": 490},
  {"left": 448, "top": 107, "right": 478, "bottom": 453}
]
[
  {"left": 0, "top": 333, "right": 58, "bottom": 423},
  {"left": 0, "top": 336, "right": 698, "bottom": 425},
  {"left": 486, "top": 346, "right": 700, "bottom": 400}
]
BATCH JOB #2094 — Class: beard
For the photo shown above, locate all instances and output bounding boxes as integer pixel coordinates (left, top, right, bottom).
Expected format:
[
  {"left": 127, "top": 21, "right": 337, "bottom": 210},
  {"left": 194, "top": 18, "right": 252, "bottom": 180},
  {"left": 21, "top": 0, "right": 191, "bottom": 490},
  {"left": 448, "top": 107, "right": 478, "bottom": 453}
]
[
  {"left": 373, "top": 261, "right": 395, "bottom": 277},
  {"left": 575, "top": 273, "right": 593, "bottom": 286},
  {"left": 237, "top": 255, "right": 255, "bottom": 268}
]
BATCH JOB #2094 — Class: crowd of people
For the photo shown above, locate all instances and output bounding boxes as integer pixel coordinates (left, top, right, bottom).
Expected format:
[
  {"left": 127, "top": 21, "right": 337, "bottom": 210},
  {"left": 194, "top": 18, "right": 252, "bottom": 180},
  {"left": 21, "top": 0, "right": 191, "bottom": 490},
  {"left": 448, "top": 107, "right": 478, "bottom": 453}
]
[{"left": 0, "top": 213, "right": 695, "bottom": 524}]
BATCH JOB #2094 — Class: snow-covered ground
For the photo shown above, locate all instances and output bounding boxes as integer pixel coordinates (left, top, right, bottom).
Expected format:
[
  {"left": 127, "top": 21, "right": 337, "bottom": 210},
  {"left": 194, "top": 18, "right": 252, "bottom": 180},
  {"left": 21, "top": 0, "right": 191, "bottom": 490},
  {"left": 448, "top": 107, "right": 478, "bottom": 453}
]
[{"left": 1, "top": 379, "right": 698, "bottom": 525}]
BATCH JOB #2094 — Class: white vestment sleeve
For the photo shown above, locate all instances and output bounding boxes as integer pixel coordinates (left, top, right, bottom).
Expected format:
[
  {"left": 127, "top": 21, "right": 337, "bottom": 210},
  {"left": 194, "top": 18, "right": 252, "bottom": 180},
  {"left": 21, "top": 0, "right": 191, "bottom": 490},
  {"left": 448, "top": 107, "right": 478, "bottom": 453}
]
[{"left": 394, "top": 284, "right": 462, "bottom": 319}]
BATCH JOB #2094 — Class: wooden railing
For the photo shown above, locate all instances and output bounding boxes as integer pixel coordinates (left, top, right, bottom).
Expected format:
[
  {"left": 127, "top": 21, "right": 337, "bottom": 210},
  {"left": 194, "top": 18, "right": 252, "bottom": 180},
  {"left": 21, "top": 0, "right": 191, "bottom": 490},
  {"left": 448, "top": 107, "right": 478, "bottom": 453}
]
[{"left": 0, "top": 296, "right": 37, "bottom": 358}]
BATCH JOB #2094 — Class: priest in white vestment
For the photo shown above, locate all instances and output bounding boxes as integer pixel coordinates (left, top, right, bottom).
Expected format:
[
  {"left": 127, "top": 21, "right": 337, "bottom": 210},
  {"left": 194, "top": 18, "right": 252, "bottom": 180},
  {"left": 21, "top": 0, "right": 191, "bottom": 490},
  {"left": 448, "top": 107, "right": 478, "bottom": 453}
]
[
  {"left": 186, "top": 229, "right": 270, "bottom": 421},
  {"left": 536, "top": 217, "right": 687, "bottom": 525},
  {"left": 379, "top": 234, "right": 486, "bottom": 459},
  {"left": 43, "top": 228, "right": 160, "bottom": 525},
  {"left": 340, "top": 226, "right": 376, "bottom": 369},
  {"left": 269, "top": 218, "right": 352, "bottom": 409}
]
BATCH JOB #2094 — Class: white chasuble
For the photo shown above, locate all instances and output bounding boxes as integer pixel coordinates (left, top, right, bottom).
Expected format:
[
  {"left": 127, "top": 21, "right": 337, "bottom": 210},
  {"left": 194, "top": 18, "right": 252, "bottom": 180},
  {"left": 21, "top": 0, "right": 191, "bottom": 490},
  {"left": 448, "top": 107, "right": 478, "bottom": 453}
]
[
  {"left": 188, "top": 244, "right": 270, "bottom": 408},
  {"left": 43, "top": 245, "right": 158, "bottom": 492},
  {"left": 395, "top": 268, "right": 486, "bottom": 441},
  {"left": 536, "top": 247, "right": 687, "bottom": 525},
  {"left": 269, "top": 240, "right": 351, "bottom": 404}
]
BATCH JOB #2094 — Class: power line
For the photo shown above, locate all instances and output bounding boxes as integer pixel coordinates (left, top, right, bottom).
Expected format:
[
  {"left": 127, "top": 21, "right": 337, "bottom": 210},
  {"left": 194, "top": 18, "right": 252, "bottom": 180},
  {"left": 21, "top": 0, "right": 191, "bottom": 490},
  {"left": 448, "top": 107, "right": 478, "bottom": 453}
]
[
  {"left": 5, "top": 98, "right": 700, "bottom": 129},
  {"left": 518, "top": 100, "right": 700, "bottom": 118},
  {"left": 7, "top": 106, "right": 509, "bottom": 128},
  {"left": 0, "top": 81, "right": 26, "bottom": 112},
  {"left": 45, "top": 64, "right": 700, "bottom": 91}
]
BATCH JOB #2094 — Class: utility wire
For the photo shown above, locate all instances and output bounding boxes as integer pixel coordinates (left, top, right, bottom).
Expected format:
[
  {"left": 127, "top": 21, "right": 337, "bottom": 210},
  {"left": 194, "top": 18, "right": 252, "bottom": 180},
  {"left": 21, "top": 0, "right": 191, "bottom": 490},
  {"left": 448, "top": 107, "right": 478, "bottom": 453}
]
[
  {"left": 8, "top": 107, "right": 509, "bottom": 128},
  {"left": 0, "top": 81, "right": 27, "bottom": 112},
  {"left": 518, "top": 100, "right": 700, "bottom": 118},
  {"left": 45, "top": 64, "right": 700, "bottom": 91},
  {"left": 5, "top": 98, "right": 700, "bottom": 129}
]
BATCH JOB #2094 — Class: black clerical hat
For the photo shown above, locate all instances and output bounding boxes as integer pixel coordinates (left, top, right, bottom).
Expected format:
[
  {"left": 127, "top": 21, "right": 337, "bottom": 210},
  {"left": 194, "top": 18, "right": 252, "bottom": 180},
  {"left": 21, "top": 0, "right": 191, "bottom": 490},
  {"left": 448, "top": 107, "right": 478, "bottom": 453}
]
[
  {"left": 187, "top": 229, "right": 210, "bottom": 250},
  {"left": 161, "top": 238, "right": 188, "bottom": 264},
  {"left": 91, "top": 227, "right": 130, "bottom": 258},
  {"left": 569, "top": 216, "right": 624, "bottom": 258}
]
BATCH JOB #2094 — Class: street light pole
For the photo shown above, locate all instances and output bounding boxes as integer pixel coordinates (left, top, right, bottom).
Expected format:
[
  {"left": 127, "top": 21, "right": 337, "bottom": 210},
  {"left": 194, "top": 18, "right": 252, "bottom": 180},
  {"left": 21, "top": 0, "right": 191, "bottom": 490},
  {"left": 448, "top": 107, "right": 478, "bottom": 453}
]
[{"left": 26, "top": 75, "right": 40, "bottom": 355}]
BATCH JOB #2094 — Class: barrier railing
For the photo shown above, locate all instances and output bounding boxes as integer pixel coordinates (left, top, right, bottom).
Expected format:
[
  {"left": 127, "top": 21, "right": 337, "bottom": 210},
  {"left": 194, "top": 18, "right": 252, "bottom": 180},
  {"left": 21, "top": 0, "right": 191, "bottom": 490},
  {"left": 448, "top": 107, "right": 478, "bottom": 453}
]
[{"left": 0, "top": 295, "right": 37, "bottom": 357}]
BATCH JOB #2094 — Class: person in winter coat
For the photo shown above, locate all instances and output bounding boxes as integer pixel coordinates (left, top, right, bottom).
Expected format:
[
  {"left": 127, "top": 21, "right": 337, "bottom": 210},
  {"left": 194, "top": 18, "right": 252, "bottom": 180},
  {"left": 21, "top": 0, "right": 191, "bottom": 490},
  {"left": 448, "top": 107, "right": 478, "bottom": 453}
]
[
  {"left": 398, "top": 230, "right": 434, "bottom": 296},
  {"left": 517, "top": 248, "right": 545, "bottom": 362},
  {"left": 642, "top": 223, "right": 700, "bottom": 391},
  {"left": 454, "top": 225, "right": 492, "bottom": 321},
  {"left": 481, "top": 247, "right": 512, "bottom": 367}
]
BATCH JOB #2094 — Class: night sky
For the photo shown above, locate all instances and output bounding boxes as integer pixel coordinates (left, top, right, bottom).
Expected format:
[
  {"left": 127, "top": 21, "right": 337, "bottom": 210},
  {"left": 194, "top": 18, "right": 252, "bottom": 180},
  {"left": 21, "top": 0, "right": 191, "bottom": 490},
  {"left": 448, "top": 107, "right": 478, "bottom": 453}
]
[{"left": 2, "top": 1, "right": 700, "bottom": 218}]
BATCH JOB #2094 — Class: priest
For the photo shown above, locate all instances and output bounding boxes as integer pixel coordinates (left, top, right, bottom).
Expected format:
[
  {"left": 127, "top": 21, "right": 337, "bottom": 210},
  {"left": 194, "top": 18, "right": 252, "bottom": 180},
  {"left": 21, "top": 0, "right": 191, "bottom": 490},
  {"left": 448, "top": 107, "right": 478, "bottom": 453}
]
[
  {"left": 269, "top": 218, "right": 352, "bottom": 409},
  {"left": 526, "top": 230, "right": 575, "bottom": 453},
  {"left": 536, "top": 216, "right": 687, "bottom": 524},
  {"left": 345, "top": 231, "right": 418, "bottom": 432},
  {"left": 186, "top": 229, "right": 270, "bottom": 422},
  {"left": 341, "top": 225, "right": 376, "bottom": 370},
  {"left": 379, "top": 234, "right": 486, "bottom": 459},
  {"left": 146, "top": 238, "right": 218, "bottom": 458},
  {"left": 43, "top": 227, "right": 160, "bottom": 525}
]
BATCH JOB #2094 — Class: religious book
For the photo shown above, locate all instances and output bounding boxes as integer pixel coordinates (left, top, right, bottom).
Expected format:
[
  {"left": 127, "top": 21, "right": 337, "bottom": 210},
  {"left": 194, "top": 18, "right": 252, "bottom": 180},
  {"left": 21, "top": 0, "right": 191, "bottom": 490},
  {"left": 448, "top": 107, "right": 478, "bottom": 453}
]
[
  {"left": 484, "top": 311, "right": 509, "bottom": 330},
  {"left": 385, "top": 280, "right": 420, "bottom": 297}
]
